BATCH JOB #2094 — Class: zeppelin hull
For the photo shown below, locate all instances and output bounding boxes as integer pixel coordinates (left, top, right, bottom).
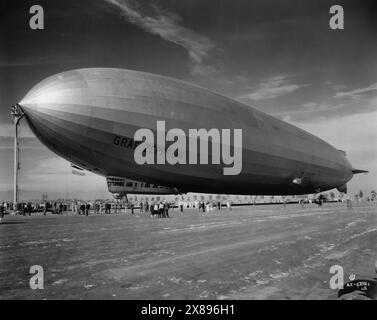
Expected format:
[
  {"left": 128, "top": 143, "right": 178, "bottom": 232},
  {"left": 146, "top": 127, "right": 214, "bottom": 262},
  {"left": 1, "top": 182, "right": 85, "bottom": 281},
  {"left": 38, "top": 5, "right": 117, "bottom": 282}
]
[{"left": 20, "top": 68, "right": 353, "bottom": 195}]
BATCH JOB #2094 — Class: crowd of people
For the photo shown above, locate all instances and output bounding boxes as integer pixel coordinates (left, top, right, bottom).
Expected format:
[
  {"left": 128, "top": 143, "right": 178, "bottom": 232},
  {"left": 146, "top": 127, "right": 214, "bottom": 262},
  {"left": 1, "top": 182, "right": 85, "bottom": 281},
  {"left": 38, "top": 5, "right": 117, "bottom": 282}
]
[
  {"left": 2, "top": 193, "right": 373, "bottom": 223},
  {"left": 195, "top": 200, "right": 232, "bottom": 212},
  {"left": 149, "top": 201, "right": 171, "bottom": 218},
  {"left": 0, "top": 198, "right": 234, "bottom": 222},
  {"left": 0, "top": 200, "right": 123, "bottom": 217}
]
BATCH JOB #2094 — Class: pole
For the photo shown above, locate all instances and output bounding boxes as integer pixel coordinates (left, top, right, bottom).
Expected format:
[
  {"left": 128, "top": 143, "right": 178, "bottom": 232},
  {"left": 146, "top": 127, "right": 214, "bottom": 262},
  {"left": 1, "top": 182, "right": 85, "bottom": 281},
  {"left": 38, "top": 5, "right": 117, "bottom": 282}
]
[
  {"left": 11, "top": 104, "right": 24, "bottom": 214},
  {"left": 14, "top": 118, "right": 18, "bottom": 210}
]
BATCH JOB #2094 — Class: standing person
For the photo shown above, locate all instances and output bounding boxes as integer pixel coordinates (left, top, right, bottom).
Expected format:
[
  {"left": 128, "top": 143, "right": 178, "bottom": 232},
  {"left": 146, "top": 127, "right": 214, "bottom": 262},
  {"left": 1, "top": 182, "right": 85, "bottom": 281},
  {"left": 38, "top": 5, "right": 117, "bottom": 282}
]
[
  {"left": 346, "top": 195, "right": 353, "bottom": 210},
  {"left": 85, "top": 203, "right": 90, "bottom": 216},
  {"left": 153, "top": 202, "right": 159, "bottom": 217},
  {"left": 106, "top": 202, "right": 111, "bottom": 214},
  {"left": 0, "top": 202, "right": 4, "bottom": 223},
  {"left": 317, "top": 196, "right": 323, "bottom": 207},
  {"left": 79, "top": 202, "right": 84, "bottom": 215},
  {"left": 158, "top": 202, "right": 164, "bottom": 218},
  {"left": 164, "top": 202, "right": 170, "bottom": 218},
  {"left": 150, "top": 202, "right": 154, "bottom": 218},
  {"left": 43, "top": 201, "right": 47, "bottom": 215},
  {"left": 27, "top": 202, "right": 32, "bottom": 216},
  {"left": 140, "top": 201, "right": 144, "bottom": 213}
]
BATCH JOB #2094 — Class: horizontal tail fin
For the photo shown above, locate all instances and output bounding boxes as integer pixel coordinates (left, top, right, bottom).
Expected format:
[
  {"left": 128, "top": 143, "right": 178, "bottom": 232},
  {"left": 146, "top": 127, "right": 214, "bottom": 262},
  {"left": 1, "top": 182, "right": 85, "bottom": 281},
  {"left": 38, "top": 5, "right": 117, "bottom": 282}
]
[{"left": 352, "top": 169, "right": 368, "bottom": 174}]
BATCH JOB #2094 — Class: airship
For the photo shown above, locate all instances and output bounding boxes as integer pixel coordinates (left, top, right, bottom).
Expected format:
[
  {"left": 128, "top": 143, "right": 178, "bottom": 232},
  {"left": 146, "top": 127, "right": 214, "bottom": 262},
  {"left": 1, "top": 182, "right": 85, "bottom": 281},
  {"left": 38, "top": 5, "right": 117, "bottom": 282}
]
[{"left": 15, "top": 68, "right": 366, "bottom": 197}]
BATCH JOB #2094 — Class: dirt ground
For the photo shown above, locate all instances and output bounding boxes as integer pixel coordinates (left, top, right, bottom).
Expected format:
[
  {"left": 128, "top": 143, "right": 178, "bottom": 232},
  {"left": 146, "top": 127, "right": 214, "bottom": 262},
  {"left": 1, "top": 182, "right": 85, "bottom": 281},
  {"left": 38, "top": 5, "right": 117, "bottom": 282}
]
[{"left": 1, "top": 202, "right": 376, "bottom": 299}]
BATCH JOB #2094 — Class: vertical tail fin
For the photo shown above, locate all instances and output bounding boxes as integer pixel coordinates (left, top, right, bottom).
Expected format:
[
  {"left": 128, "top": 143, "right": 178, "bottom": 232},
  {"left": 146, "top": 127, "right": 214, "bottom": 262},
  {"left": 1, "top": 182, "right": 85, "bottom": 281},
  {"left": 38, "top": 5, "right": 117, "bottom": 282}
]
[{"left": 337, "top": 184, "right": 347, "bottom": 193}]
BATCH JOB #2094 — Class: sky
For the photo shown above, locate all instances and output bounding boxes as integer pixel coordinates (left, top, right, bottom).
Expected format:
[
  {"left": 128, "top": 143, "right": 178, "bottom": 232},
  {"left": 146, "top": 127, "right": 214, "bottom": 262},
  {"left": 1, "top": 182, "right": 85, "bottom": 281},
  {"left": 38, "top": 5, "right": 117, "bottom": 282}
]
[{"left": 0, "top": 0, "right": 376, "bottom": 200}]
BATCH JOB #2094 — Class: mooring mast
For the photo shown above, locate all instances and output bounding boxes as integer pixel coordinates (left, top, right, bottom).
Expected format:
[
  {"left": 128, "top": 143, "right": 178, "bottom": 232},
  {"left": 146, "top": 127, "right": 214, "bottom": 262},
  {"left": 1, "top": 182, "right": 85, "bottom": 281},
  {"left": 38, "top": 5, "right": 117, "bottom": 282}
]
[{"left": 10, "top": 104, "right": 24, "bottom": 214}]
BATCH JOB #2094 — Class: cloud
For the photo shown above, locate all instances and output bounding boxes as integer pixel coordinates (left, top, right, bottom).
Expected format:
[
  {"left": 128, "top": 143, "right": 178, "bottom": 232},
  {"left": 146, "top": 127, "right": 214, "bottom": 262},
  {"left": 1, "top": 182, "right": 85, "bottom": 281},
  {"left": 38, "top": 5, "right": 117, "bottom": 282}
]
[
  {"left": 104, "top": 0, "right": 215, "bottom": 75},
  {"left": 334, "top": 82, "right": 377, "bottom": 98},
  {"left": 266, "top": 88, "right": 377, "bottom": 124},
  {"left": 271, "top": 97, "right": 377, "bottom": 124},
  {"left": 239, "top": 75, "right": 310, "bottom": 101},
  {"left": 270, "top": 103, "right": 325, "bottom": 123},
  {"left": 272, "top": 102, "right": 345, "bottom": 118}
]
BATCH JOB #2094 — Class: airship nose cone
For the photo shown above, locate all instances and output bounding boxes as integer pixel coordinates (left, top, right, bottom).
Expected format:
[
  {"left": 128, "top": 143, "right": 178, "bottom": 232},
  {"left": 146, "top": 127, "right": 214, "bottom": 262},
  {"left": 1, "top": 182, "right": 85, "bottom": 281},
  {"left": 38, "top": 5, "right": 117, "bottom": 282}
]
[
  {"left": 20, "top": 70, "right": 89, "bottom": 112},
  {"left": 18, "top": 70, "right": 92, "bottom": 154}
]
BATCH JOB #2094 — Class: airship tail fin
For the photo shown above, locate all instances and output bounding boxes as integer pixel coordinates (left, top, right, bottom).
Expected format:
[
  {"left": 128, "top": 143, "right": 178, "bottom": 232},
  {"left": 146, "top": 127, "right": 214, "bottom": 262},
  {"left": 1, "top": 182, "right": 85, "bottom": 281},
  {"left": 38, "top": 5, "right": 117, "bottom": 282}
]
[
  {"left": 337, "top": 184, "right": 347, "bottom": 193},
  {"left": 352, "top": 169, "right": 369, "bottom": 174}
]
